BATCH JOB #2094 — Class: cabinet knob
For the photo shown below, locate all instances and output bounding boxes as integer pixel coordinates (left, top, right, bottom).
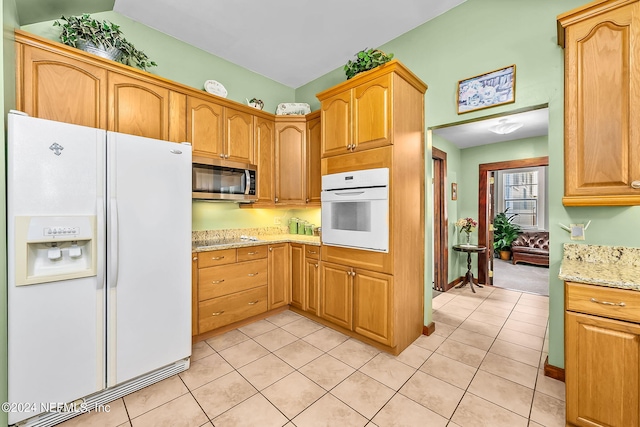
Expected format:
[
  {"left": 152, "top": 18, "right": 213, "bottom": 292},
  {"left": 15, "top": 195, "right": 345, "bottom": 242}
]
[
  {"left": 275, "top": 197, "right": 279, "bottom": 202},
  {"left": 314, "top": 264, "right": 318, "bottom": 268},
  {"left": 219, "top": 154, "right": 224, "bottom": 158},
  {"left": 631, "top": 180, "right": 640, "bottom": 189},
  {"left": 225, "top": 154, "right": 229, "bottom": 159},
  {"left": 193, "top": 256, "right": 198, "bottom": 261},
  {"left": 269, "top": 247, "right": 273, "bottom": 252},
  {"left": 306, "top": 198, "right": 309, "bottom": 203},
  {"left": 346, "top": 144, "right": 352, "bottom": 150},
  {"left": 212, "top": 311, "right": 224, "bottom": 316}
]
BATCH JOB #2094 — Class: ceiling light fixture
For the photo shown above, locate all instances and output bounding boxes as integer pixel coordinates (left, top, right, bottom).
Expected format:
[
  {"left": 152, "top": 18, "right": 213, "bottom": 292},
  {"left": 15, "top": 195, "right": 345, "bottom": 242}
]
[{"left": 488, "top": 118, "right": 524, "bottom": 135}]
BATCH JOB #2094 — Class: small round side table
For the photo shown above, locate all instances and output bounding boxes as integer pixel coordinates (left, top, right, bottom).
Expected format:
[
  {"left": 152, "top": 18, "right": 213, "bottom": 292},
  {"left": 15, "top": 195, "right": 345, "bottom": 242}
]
[{"left": 453, "top": 244, "right": 487, "bottom": 293}]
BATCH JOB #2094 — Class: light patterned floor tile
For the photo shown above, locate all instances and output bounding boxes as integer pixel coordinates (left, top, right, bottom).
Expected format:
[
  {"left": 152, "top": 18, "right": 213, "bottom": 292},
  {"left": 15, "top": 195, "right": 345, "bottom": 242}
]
[
  {"left": 359, "top": 353, "right": 416, "bottom": 390},
  {"left": 237, "top": 353, "right": 294, "bottom": 390},
  {"left": 281, "top": 317, "right": 324, "bottom": 338},
  {"left": 262, "top": 371, "right": 326, "bottom": 419},
  {"left": 394, "top": 343, "right": 432, "bottom": 369},
  {"left": 468, "top": 370, "right": 534, "bottom": 417},
  {"left": 217, "top": 339, "right": 270, "bottom": 369},
  {"left": 489, "top": 339, "right": 541, "bottom": 367},
  {"left": 530, "top": 391, "right": 565, "bottom": 427},
  {"left": 253, "top": 327, "right": 298, "bottom": 352},
  {"left": 534, "top": 369, "right": 566, "bottom": 401},
  {"left": 238, "top": 319, "right": 278, "bottom": 337},
  {"left": 331, "top": 371, "right": 395, "bottom": 419},
  {"left": 328, "top": 338, "right": 380, "bottom": 369},
  {"left": 299, "top": 354, "right": 355, "bottom": 390},
  {"left": 508, "top": 311, "right": 548, "bottom": 327},
  {"left": 503, "top": 318, "right": 547, "bottom": 338},
  {"left": 399, "top": 371, "right": 464, "bottom": 418},
  {"left": 467, "top": 310, "right": 508, "bottom": 327},
  {"left": 191, "top": 341, "right": 215, "bottom": 362},
  {"left": 274, "top": 339, "right": 323, "bottom": 369},
  {"left": 265, "top": 309, "right": 303, "bottom": 327},
  {"left": 302, "top": 327, "right": 349, "bottom": 352},
  {"left": 448, "top": 327, "right": 495, "bottom": 351},
  {"left": 372, "top": 393, "right": 448, "bottom": 427},
  {"left": 412, "top": 333, "right": 446, "bottom": 351},
  {"left": 179, "top": 353, "right": 234, "bottom": 390},
  {"left": 419, "top": 353, "right": 477, "bottom": 389},
  {"left": 191, "top": 371, "right": 257, "bottom": 419},
  {"left": 123, "top": 375, "right": 188, "bottom": 418},
  {"left": 458, "top": 318, "right": 502, "bottom": 338},
  {"left": 205, "top": 329, "right": 249, "bottom": 352},
  {"left": 432, "top": 321, "right": 457, "bottom": 337},
  {"left": 480, "top": 352, "right": 537, "bottom": 389},
  {"left": 435, "top": 339, "right": 487, "bottom": 368},
  {"left": 513, "top": 303, "right": 549, "bottom": 317},
  {"left": 451, "top": 393, "right": 528, "bottom": 427},
  {"left": 497, "top": 328, "right": 544, "bottom": 351},
  {"left": 130, "top": 394, "right": 207, "bottom": 427},
  {"left": 212, "top": 394, "right": 288, "bottom": 427},
  {"left": 292, "top": 393, "right": 368, "bottom": 427},
  {"left": 432, "top": 310, "right": 467, "bottom": 327}
]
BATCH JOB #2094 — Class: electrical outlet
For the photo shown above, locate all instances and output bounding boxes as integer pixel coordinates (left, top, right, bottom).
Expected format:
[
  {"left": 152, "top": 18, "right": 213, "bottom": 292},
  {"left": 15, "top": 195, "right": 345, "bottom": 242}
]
[{"left": 274, "top": 217, "right": 282, "bottom": 225}]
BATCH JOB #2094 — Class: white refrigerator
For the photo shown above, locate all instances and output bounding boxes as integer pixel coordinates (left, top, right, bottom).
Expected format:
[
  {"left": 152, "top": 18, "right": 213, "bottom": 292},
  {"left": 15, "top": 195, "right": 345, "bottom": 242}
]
[{"left": 7, "top": 112, "right": 192, "bottom": 426}]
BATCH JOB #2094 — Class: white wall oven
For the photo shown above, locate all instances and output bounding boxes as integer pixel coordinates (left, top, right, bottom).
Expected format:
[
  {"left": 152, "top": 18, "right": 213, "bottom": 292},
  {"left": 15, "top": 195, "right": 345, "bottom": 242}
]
[{"left": 321, "top": 168, "right": 389, "bottom": 252}]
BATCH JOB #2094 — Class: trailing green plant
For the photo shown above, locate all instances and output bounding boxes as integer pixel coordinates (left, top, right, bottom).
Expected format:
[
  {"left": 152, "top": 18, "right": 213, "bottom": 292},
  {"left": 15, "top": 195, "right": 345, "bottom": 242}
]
[
  {"left": 493, "top": 208, "right": 522, "bottom": 253},
  {"left": 54, "top": 14, "right": 157, "bottom": 71},
  {"left": 344, "top": 48, "right": 394, "bottom": 80}
]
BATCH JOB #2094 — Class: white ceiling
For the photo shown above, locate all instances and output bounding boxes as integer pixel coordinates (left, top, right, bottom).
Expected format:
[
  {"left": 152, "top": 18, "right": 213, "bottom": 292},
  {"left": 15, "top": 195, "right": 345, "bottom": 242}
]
[
  {"left": 432, "top": 108, "right": 549, "bottom": 149},
  {"left": 113, "top": 0, "right": 466, "bottom": 88}
]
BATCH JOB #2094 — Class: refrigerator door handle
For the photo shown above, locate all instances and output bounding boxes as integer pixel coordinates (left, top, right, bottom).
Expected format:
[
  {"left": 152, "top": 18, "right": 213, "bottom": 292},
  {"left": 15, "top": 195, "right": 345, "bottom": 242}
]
[
  {"left": 97, "top": 197, "right": 105, "bottom": 289},
  {"left": 109, "top": 199, "right": 119, "bottom": 288}
]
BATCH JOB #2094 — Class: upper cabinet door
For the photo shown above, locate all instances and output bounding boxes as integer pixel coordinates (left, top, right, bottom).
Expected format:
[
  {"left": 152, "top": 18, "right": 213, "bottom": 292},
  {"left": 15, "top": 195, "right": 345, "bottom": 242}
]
[
  {"left": 187, "top": 96, "right": 224, "bottom": 158},
  {"left": 560, "top": 1, "right": 640, "bottom": 205},
  {"left": 321, "top": 91, "right": 352, "bottom": 157},
  {"left": 306, "top": 113, "right": 322, "bottom": 204},
  {"left": 353, "top": 74, "right": 392, "bottom": 151},
  {"left": 225, "top": 108, "right": 254, "bottom": 164},
  {"left": 108, "top": 72, "right": 169, "bottom": 140},
  {"left": 254, "top": 117, "right": 276, "bottom": 205},
  {"left": 19, "top": 45, "right": 107, "bottom": 129},
  {"left": 275, "top": 120, "right": 306, "bottom": 205}
]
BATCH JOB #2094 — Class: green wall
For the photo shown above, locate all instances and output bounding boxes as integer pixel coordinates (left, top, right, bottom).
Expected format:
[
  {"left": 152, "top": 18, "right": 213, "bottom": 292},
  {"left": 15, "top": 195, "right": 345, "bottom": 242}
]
[
  {"left": 295, "top": 0, "right": 640, "bottom": 369},
  {"left": 2, "top": 1, "right": 18, "bottom": 425},
  {"left": 21, "top": 12, "right": 295, "bottom": 113}
]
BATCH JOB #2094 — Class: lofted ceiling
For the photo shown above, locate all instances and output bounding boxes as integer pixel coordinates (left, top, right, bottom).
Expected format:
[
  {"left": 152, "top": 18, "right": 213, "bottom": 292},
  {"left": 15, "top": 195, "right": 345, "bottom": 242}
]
[{"left": 15, "top": 0, "right": 466, "bottom": 88}]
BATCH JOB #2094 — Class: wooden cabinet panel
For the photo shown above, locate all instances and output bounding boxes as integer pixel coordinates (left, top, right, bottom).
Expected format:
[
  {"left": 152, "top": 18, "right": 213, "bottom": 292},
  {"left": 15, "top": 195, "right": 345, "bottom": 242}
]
[
  {"left": 560, "top": 1, "right": 640, "bottom": 205},
  {"left": 305, "top": 246, "right": 320, "bottom": 260},
  {"left": 197, "top": 248, "right": 237, "bottom": 268},
  {"left": 565, "top": 311, "right": 640, "bottom": 427},
  {"left": 187, "top": 95, "right": 224, "bottom": 158},
  {"left": 305, "top": 257, "right": 320, "bottom": 316},
  {"left": 237, "top": 245, "right": 268, "bottom": 261},
  {"left": 19, "top": 45, "right": 107, "bottom": 129},
  {"left": 254, "top": 117, "right": 276, "bottom": 205},
  {"left": 199, "top": 259, "right": 267, "bottom": 300},
  {"left": 226, "top": 108, "right": 254, "bottom": 164},
  {"left": 108, "top": 72, "right": 169, "bottom": 140},
  {"left": 198, "top": 286, "right": 267, "bottom": 332},
  {"left": 321, "top": 91, "right": 352, "bottom": 157},
  {"left": 353, "top": 74, "right": 392, "bottom": 151},
  {"left": 353, "top": 270, "right": 393, "bottom": 345},
  {"left": 168, "top": 91, "right": 187, "bottom": 143},
  {"left": 306, "top": 113, "right": 322, "bottom": 204},
  {"left": 321, "top": 146, "right": 392, "bottom": 177},
  {"left": 290, "top": 243, "right": 305, "bottom": 310},
  {"left": 320, "top": 262, "right": 353, "bottom": 330},
  {"left": 192, "top": 254, "right": 199, "bottom": 336},
  {"left": 275, "top": 120, "right": 306, "bottom": 204},
  {"left": 268, "top": 243, "right": 290, "bottom": 310},
  {"left": 321, "top": 244, "right": 392, "bottom": 275},
  {"left": 566, "top": 281, "right": 640, "bottom": 323}
]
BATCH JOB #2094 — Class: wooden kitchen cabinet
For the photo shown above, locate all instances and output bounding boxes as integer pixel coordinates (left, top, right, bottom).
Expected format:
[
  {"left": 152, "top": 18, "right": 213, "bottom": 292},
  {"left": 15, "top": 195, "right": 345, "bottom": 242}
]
[
  {"left": 306, "top": 111, "right": 322, "bottom": 204},
  {"left": 254, "top": 117, "right": 276, "bottom": 205},
  {"left": 305, "top": 247, "right": 320, "bottom": 316},
  {"left": 225, "top": 108, "right": 254, "bottom": 164},
  {"left": 353, "top": 269, "right": 393, "bottom": 346},
  {"left": 275, "top": 117, "right": 307, "bottom": 205},
  {"left": 565, "top": 281, "right": 640, "bottom": 427},
  {"left": 268, "top": 243, "right": 290, "bottom": 310},
  {"left": 320, "top": 262, "right": 353, "bottom": 330},
  {"left": 290, "top": 243, "right": 305, "bottom": 310},
  {"left": 319, "top": 67, "right": 395, "bottom": 158},
  {"left": 17, "top": 43, "right": 108, "bottom": 129},
  {"left": 187, "top": 95, "right": 224, "bottom": 158},
  {"left": 558, "top": 0, "right": 640, "bottom": 206}
]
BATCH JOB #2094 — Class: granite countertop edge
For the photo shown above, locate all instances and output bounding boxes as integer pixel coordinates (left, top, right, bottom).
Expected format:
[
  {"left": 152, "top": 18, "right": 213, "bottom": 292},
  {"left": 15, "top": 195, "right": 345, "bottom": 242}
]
[{"left": 193, "top": 234, "right": 320, "bottom": 252}]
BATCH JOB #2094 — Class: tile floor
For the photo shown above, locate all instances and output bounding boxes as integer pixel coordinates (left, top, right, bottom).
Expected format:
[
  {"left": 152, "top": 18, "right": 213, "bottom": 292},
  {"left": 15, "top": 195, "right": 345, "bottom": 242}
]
[{"left": 58, "top": 285, "right": 564, "bottom": 427}]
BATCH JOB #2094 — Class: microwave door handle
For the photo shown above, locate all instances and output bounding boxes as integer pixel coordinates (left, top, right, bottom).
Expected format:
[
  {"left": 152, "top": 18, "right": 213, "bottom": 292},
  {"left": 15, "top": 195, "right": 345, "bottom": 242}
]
[{"left": 245, "top": 170, "right": 250, "bottom": 195}]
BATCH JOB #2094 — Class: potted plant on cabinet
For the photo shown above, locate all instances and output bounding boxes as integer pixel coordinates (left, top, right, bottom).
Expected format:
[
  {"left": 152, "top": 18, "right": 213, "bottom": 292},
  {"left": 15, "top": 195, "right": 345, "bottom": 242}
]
[
  {"left": 344, "top": 48, "right": 394, "bottom": 80},
  {"left": 493, "top": 209, "right": 522, "bottom": 260},
  {"left": 53, "top": 14, "right": 157, "bottom": 71}
]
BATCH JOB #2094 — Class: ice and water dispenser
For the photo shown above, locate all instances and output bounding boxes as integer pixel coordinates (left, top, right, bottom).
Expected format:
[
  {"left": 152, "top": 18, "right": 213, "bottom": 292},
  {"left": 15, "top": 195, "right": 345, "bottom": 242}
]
[{"left": 14, "top": 216, "right": 97, "bottom": 286}]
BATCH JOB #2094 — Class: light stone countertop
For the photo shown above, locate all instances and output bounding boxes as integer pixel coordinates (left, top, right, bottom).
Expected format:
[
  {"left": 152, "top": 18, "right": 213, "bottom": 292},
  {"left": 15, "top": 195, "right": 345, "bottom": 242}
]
[
  {"left": 193, "top": 229, "right": 320, "bottom": 253},
  {"left": 559, "top": 243, "right": 640, "bottom": 291}
]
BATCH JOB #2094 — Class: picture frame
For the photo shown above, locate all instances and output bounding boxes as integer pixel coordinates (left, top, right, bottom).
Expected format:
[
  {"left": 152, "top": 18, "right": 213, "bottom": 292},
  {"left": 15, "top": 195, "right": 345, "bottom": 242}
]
[
  {"left": 457, "top": 65, "right": 516, "bottom": 114},
  {"left": 451, "top": 183, "right": 458, "bottom": 200}
]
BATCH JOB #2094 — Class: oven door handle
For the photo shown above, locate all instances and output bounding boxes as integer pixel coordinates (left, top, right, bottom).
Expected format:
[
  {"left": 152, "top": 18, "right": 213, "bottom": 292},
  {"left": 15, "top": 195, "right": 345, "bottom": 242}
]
[{"left": 335, "top": 191, "right": 365, "bottom": 196}]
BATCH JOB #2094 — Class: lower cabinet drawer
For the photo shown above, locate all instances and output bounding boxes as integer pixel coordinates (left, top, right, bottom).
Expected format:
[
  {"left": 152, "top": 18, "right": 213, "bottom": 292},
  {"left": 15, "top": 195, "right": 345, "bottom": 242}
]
[
  {"left": 198, "top": 286, "right": 268, "bottom": 332},
  {"left": 566, "top": 281, "right": 640, "bottom": 324},
  {"left": 199, "top": 259, "right": 268, "bottom": 300}
]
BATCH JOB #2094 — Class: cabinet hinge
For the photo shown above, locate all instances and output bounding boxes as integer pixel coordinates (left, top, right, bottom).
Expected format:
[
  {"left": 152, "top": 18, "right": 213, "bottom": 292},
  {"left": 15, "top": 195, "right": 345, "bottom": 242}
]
[
  {"left": 489, "top": 270, "right": 494, "bottom": 278},
  {"left": 489, "top": 223, "right": 494, "bottom": 232},
  {"left": 489, "top": 177, "right": 495, "bottom": 185}
]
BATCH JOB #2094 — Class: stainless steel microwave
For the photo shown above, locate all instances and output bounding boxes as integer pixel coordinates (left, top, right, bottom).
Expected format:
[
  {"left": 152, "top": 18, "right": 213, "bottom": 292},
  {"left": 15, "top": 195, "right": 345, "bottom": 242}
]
[{"left": 192, "top": 156, "right": 257, "bottom": 202}]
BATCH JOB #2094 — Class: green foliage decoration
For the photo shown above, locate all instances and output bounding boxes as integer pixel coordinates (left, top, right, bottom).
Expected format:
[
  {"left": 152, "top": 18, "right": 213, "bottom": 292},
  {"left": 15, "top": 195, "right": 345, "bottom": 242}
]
[
  {"left": 54, "top": 14, "right": 157, "bottom": 71},
  {"left": 344, "top": 48, "right": 394, "bottom": 80},
  {"left": 493, "top": 208, "right": 522, "bottom": 252}
]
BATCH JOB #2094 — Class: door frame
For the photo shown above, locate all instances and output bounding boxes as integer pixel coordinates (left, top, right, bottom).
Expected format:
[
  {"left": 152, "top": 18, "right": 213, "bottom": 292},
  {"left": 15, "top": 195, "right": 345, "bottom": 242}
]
[
  {"left": 477, "top": 156, "right": 549, "bottom": 285},
  {"left": 432, "top": 147, "right": 448, "bottom": 291}
]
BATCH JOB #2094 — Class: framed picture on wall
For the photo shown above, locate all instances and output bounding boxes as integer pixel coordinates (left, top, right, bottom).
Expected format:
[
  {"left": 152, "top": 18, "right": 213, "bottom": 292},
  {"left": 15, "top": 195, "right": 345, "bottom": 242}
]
[
  {"left": 457, "top": 65, "right": 516, "bottom": 114},
  {"left": 451, "top": 183, "right": 458, "bottom": 200}
]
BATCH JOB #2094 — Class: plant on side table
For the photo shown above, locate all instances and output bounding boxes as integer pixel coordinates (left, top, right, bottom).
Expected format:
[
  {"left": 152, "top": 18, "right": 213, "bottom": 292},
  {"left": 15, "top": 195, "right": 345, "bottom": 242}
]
[
  {"left": 493, "top": 209, "right": 522, "bottom": 260},
  {"left": 54, "top": 14, "right": 157, "bottom": 71}
]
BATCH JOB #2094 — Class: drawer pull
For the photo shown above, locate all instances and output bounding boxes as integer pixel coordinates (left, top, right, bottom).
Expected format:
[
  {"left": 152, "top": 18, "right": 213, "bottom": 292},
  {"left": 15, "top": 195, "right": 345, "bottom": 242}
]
[
  {"left": 211, "top": 256, "right": 225, "bottom": 260},
  {"left": 247, "top": 251, "right": 259, "bottom": 255},
  {"left": 631, "top": 180, "right": 640, "bottom": 189},
  {"left": 193, "top": 256, "right": 198, "bottom": 261},
  {"left": 307, "top": 250, "right": 318, "bottom": 254},
  {"left": 315, "top": 264, "right": 318, "bottom": 268},
  {"left": 248, "top": 272, "right": 260, "bottom": 277},
  {"left": 590, "top": 297, "right": 626, "bottom": 307},
  {"left": 211, "top": 311, "right": 225, "bottom": 316},
  {"left": 247, "top": 300, "right": 259, "bottom": 305},
  {"left": 212, "top": 279, "right": 225, "bottom": 284}
]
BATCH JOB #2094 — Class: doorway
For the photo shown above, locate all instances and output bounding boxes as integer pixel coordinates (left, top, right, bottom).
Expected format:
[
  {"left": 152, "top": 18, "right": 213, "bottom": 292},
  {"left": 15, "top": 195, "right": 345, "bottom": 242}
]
[
  {"left": 432, "top": 147, "right": 448, "bottom": 292},
  {"left": 477, "top": 157, "right": 549, "bottom": 293}
]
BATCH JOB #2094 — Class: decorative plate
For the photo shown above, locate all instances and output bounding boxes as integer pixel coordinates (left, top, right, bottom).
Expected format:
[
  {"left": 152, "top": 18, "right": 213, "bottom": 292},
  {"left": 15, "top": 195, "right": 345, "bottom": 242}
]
[
  {"left": 204, "top": 80, "right": 227, "bottom": 98},
  {"left": 276, "top": 103, "right": 311, "bottom": 115}
]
